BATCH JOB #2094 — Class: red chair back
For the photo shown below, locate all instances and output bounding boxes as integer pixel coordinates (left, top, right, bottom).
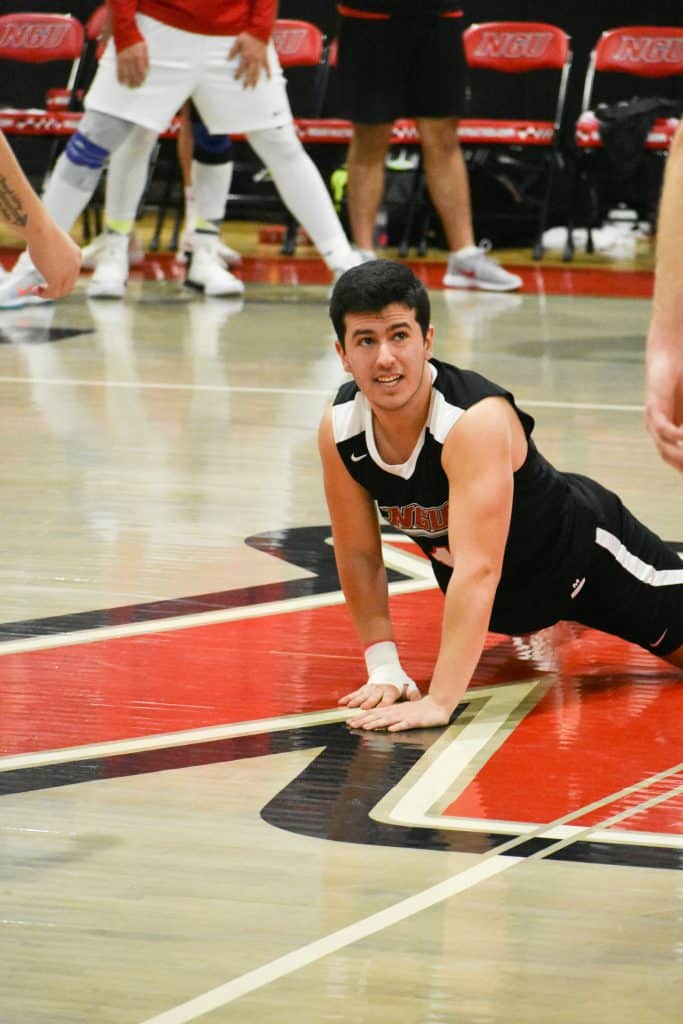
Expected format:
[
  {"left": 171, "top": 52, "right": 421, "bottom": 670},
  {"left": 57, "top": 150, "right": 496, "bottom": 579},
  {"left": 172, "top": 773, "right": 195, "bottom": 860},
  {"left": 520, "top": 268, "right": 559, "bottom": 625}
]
[
  {"left": 272, "top": 19, "right": 324, "bottom": 68},
  {"left": 0, "top": 13, "right": 84, "bottom": 64},
  {"left": 594, "top": 25, "right": 683, "bottom": 79},
  {"left": 463, "top": 21, "right": 569, "bottom": 74}
]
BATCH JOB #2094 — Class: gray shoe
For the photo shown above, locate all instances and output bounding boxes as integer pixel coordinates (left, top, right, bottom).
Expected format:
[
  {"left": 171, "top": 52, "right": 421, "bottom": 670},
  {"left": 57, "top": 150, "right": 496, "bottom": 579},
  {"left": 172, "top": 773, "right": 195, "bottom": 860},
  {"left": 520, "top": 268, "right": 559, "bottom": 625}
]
[{"left": 443, "top": 242, "right": 522, "bottom": 292}]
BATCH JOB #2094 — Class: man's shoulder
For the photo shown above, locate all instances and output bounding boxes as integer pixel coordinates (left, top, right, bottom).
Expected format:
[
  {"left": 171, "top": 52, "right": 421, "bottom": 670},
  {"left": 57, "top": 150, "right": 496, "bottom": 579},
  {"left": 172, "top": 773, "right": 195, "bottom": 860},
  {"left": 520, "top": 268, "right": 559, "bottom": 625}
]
[
  {"left": 431, "top": 359, "right": 506, "bottom": 399},
  {"left": 332, "top": 377, "right": 359, "bottom": 406}
]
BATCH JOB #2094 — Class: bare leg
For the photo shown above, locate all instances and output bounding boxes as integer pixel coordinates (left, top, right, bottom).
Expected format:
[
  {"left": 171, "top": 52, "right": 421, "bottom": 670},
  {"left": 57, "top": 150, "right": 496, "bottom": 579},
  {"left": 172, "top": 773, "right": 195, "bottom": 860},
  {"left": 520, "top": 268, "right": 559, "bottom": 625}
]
[
  {"left": 417, "top": 117, "right": 474, "bottom": 253},
  {"left": 346, "top": 122, "right": 393, "bottom": 251},
  {"left": 176, "top": 101, "right": 194, "bottom": 192}
]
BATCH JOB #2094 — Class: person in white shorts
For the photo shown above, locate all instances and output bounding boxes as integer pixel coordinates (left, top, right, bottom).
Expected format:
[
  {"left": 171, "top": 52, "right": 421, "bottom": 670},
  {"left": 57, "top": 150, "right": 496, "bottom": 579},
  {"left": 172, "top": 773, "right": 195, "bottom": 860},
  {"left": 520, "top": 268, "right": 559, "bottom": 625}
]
[{"left": 0, "top": 1, "right": 359, "bottom": 306}]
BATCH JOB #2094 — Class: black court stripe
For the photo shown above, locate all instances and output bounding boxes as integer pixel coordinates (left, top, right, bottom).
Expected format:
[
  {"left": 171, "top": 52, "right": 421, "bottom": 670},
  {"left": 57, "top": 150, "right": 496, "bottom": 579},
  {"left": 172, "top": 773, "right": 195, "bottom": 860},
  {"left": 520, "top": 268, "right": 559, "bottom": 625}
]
[{"left": 2, "top": 721, "right": 681, "bottom": 872}]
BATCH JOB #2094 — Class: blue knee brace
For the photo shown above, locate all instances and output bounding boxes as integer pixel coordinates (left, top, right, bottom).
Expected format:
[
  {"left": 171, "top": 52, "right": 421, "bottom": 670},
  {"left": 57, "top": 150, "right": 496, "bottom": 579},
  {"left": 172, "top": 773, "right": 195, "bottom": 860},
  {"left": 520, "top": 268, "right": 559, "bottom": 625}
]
[
  {"left": 65, "top": 130, "right": 110, "bottom": 169},
  {"left": 192, "top": 119, "right": 232, "bottom": 166}
]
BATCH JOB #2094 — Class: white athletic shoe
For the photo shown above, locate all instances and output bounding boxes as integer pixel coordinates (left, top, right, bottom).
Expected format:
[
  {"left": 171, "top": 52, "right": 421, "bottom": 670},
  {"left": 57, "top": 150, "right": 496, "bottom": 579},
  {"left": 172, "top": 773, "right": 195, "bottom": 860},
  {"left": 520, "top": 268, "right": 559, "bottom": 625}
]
[
  {"left": 176, "top": 228, "right": 242, "bottom": 268},
  {"left": 82, "top": 231, "right": 145, "bottom": 270},
  {"left": 0, "top": 250, "right": 48, "bottom": 309},
  {"left": 443, "top": 241, "right": 522, "bottom": 292},
  {"left": 87, "top": 232, "right": 129, "bottom": 299},
  {"left": 185, "top": 234, "right": 245, "bottom": 297},
  {"left": 329, "top": 248, "right": 367, "bottom": 295},
  {"left": 353, "top": 247, "right": 378, "bottom": 263}
]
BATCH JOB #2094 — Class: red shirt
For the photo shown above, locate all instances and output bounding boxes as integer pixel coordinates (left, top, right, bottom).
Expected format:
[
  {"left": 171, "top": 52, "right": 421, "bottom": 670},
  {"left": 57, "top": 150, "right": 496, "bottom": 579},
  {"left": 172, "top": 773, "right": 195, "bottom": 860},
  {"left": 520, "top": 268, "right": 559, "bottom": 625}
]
[{"left": 109, "top": 0, "right": 278, "bottom": 52}]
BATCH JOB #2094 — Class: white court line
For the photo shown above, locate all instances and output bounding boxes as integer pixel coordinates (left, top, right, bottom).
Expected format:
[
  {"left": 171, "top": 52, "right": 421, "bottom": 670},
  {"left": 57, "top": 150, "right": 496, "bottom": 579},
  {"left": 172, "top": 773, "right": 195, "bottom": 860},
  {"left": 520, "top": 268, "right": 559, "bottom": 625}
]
[
  {"left": 0, "top": 577, "right": 436, "bottom": 657},
  {"left": 0, "top": 376, "right": 644, "bottom": 412},
  {"left": 137, "top": 761, "right": 683, "bottom": 1024}
]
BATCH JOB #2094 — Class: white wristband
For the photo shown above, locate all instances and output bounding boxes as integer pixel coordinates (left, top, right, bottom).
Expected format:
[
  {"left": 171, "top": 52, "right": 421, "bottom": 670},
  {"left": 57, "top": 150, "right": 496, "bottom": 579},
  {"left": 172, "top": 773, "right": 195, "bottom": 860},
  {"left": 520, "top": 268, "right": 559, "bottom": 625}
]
[{"left": 364, "top": 641, "right": 420, "bottom": 698}]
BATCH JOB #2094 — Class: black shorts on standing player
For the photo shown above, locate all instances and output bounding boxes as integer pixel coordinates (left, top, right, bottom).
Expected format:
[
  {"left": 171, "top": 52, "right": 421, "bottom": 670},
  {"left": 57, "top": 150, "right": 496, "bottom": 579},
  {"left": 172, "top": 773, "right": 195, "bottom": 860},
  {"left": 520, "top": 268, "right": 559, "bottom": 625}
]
[{"left": 337, "top": 10, "right": 466, "bottom": 124}]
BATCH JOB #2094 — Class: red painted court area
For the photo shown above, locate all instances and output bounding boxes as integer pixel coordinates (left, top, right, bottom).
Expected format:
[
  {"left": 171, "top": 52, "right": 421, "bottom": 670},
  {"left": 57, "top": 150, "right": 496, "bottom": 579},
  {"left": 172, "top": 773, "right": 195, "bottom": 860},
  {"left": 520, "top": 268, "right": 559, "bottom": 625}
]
[
  {"left": 0, "top": 247, "right": 655, "bottom": 298},
  {"left": 1, "top": 587, "right": 679, "bottom": 838}
]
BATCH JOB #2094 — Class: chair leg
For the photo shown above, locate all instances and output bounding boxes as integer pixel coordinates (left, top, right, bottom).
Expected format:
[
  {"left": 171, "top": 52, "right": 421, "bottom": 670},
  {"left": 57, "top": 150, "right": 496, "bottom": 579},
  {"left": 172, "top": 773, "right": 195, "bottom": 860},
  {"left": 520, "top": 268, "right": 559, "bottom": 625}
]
[
  {"left": 533, "top": 153, "right": 560, "bottom": 261},
  {"left": 281, "top": 215, "right": 298, "bottom": 256},
  {"left": 169, "top": 199, "right": 183, "bottom": 253},
  {"left": 416, "top": 198, "right": 432, "bottom": 257},
  {"left": 398, "top": 170, "right": 425, "bottom": 258},
  {"left": 147, "top": 145, "right": 171, "bottom": 253},
  {"left": 562, "top": 154, "right": 579, "bottom": 262},
  {"left": 586, "top": 180, "right": 598, "bottom": 255}
]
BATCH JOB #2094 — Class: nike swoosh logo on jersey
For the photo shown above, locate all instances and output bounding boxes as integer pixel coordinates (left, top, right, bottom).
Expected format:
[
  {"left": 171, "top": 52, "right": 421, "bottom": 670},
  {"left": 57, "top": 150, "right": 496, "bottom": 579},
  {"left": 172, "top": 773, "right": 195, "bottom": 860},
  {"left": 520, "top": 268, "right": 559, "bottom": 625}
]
[{"left": 350, "top": 452, "right": 368, "bottom": 462}]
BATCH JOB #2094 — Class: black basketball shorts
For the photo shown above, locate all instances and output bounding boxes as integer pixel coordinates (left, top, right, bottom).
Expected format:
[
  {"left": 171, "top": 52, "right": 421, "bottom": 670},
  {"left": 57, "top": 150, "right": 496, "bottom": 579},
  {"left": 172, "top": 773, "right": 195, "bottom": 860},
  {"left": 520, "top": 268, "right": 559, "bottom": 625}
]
[
  {"left": 337, "top": 14, "right": 466, "bottom": 124},
  {"left": 562, "top": 475, "right": 683, "bottom": 657}
]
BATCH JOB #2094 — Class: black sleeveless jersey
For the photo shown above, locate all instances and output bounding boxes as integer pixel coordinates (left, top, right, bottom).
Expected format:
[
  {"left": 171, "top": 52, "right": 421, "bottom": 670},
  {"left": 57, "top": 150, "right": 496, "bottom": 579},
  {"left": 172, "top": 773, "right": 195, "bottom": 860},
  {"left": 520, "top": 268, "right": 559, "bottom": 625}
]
[{"left": 331, "top": 358, "right": 597, "bottom": 635}]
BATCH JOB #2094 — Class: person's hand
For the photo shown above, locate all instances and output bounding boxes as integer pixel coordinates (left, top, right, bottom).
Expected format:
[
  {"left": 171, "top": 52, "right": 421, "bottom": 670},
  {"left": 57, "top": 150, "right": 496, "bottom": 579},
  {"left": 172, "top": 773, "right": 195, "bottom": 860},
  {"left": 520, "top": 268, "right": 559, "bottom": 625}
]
[
  {"left": 229, "top": 33, "right": 270, "bottom": 89},
  {"left": 347, "top": 694, "right": 452, "bottom": 733},
  {"left": 645, "top": 336, "right": 683, "bottom": 472},
  {"left": 27, "top": 222, "right": 82, "bottom": 300},
  {"left": 339, "top": 679, "right": 421, "bottom": 711},
  {"left": 116, "top": 41, "right": 149, "bottom": 88}
]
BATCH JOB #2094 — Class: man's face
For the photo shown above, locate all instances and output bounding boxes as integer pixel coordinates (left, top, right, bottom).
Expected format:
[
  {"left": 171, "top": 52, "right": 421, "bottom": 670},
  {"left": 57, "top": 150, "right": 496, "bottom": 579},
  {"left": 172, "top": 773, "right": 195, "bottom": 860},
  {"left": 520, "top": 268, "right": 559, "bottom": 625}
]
[{"left": 336, "top": 304, "right": 433, "bottom": 412}]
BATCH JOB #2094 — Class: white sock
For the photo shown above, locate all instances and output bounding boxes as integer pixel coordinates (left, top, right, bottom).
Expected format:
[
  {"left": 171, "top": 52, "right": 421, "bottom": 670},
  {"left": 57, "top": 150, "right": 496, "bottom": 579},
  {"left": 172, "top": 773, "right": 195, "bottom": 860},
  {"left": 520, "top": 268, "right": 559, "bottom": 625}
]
[
  {"left": 41, "top": 167, "right": 93, "bottom": 231},
  {"left": 193, "top": 160, "right": 234, "bottom": 225},
  {"left": 247, "top": 123, "right": 353, "bottom": 271},
  {"left": 105, "top": 125, "right": 158, "bottom": 224}
]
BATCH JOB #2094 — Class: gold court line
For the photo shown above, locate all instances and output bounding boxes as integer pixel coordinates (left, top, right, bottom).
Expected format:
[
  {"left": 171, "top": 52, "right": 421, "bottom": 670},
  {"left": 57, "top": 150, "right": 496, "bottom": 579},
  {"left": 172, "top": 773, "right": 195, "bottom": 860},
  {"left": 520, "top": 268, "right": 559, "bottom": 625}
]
[
  {"left": 0, "top": 684, "right": 509, "bottom": 772},
  {"left": 0, "top": 577, "right": 437, "bottom": 658}
]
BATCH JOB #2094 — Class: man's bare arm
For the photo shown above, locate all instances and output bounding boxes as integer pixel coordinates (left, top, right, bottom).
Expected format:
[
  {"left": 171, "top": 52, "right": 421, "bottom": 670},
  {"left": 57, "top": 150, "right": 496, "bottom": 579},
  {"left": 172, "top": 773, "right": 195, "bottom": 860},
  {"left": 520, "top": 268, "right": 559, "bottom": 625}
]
[
  {"left": 645, "top": 121, "right": 683, "bottom": 471},
  {"left": 0, "top": 131, "right": 81, "bottom": 299},
  {"left": 318, "top": 407, "right": 418, "bottom": 710},
  {"left": 349, "top": 398, "right": 516, "bottom": 732}
]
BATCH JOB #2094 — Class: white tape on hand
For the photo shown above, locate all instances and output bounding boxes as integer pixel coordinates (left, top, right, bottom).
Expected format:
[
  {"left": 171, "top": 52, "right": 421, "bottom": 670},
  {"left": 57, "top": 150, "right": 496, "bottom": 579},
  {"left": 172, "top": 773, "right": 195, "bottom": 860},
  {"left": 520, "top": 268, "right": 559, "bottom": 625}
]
[{"left": 364, "top": 641, "right": 420, "bottom": 699}]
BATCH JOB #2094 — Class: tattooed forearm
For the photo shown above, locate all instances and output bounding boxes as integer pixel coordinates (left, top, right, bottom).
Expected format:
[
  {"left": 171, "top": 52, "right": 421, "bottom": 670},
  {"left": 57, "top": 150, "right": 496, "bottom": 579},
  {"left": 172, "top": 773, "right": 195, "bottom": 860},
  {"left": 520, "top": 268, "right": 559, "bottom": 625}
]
[{"left": 0, "top": 173, "right": 28, "bottom": 229}]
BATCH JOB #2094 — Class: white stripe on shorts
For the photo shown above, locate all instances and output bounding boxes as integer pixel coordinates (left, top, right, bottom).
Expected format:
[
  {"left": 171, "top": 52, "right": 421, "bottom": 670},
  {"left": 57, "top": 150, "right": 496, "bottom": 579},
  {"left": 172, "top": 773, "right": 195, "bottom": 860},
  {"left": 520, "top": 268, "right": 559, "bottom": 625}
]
[{"left": 595, "top": 527, "right": 683, "bottom": 587}]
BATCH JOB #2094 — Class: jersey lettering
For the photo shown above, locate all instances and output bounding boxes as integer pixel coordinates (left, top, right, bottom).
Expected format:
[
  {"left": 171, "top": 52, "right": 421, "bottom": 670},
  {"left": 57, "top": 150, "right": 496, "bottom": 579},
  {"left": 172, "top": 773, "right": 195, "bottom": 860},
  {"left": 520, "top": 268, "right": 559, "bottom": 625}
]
[{"left": 380, "top": 501, "right": 449, "bottom": 536}]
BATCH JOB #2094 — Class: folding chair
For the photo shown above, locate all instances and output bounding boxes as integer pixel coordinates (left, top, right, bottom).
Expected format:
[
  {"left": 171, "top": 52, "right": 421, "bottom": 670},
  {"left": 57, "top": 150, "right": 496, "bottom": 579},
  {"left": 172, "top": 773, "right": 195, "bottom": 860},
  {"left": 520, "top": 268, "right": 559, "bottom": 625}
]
[
  {"left": 398, "top": 21, "right": 571, "bottom": 260},
  {"left": 0, "top": 13, "right": 85, "bottom": 192},
  {"left": 0, "top": 12, "right": 85, "bottom": 94},
  {"left": 565, "top": 25, "right": 683, "bottom": 260},
  {"left": 45, "top": 5, "right": 108, "bottom": 113}
]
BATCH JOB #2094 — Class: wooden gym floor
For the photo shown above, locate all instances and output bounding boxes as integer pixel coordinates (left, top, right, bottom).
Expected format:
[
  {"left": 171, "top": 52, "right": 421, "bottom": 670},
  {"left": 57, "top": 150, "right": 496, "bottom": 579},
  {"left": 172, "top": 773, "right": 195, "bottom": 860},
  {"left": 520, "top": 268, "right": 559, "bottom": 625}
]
[{"left": 0, "top": 225, "right": 681, "bottom": 1023}]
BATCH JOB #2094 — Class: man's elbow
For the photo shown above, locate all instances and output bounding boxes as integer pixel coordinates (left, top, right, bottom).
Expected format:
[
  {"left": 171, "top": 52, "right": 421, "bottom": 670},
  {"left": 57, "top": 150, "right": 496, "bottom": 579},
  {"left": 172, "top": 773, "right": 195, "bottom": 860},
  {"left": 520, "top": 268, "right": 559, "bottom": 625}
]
[{"left": 453, "top": 557, "right": 502, "bottom": 595}]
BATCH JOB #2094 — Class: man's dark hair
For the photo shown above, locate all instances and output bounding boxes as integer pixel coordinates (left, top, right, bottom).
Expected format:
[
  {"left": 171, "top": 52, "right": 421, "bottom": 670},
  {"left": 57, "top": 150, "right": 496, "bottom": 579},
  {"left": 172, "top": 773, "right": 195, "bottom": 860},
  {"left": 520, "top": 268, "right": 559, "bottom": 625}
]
[{"left": 329, "top": 260, "right": 431, "bottom": 349}]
